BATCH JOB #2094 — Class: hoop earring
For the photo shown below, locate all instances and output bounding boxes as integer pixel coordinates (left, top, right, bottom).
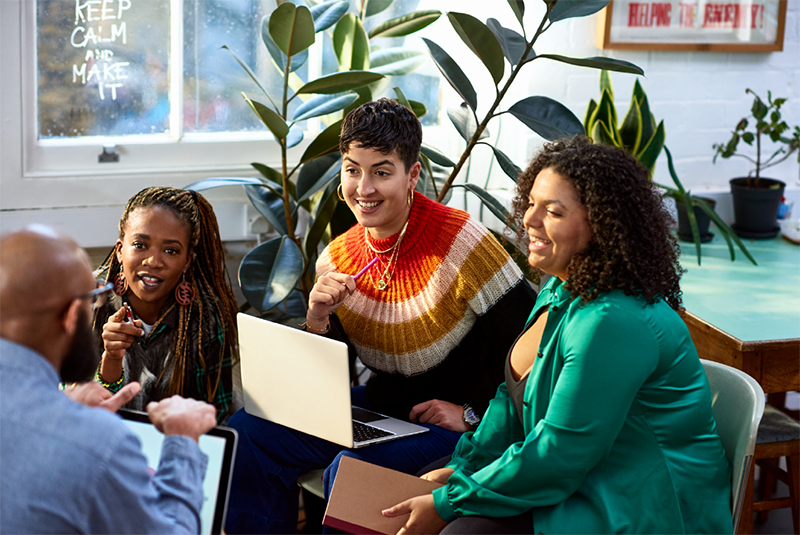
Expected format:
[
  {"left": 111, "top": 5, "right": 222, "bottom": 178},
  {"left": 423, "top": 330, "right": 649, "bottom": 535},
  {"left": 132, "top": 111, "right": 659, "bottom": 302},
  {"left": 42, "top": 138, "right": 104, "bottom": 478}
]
[
  {"left": 337, "top": 184, "right": 345, "bottom": 202},
  {"left": 407, "top": 189, "right": 415, "bottom": 207},
  {"left": 113, "top": 268, "right": 128, "bottom": 296},
  {"left": 175, "top": 274, "right": 195, "bottom": 306}
]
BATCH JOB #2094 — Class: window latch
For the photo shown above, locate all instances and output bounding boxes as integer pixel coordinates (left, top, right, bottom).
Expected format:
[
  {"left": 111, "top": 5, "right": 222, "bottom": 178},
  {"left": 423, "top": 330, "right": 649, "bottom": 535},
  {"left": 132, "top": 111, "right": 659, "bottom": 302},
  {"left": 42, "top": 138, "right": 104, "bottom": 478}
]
[{"left": 98, "top": 145, "right": 119, "bottom": 163}]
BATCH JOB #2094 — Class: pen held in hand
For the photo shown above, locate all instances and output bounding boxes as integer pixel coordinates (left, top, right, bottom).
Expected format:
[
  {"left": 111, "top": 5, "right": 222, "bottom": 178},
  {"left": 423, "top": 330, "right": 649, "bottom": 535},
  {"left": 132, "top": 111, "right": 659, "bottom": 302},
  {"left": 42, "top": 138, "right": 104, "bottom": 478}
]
[{"left": 353, "top": 257, "right": 379, "bottom": 280}]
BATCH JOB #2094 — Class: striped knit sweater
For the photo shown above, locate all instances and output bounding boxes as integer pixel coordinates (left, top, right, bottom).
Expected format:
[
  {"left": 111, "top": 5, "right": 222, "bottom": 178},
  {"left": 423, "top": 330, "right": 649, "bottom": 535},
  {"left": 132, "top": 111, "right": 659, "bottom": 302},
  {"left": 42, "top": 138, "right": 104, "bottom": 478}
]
[{"left": 317, "top": 193, "right": 535, "bottom": 419}]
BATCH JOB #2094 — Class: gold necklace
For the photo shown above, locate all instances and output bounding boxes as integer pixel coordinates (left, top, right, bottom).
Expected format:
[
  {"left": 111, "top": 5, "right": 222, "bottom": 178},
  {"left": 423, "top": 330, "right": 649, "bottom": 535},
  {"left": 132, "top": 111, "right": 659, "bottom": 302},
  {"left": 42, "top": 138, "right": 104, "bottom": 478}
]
[{"left": 365, "top": 220, "right": 411, "bottom": 291}]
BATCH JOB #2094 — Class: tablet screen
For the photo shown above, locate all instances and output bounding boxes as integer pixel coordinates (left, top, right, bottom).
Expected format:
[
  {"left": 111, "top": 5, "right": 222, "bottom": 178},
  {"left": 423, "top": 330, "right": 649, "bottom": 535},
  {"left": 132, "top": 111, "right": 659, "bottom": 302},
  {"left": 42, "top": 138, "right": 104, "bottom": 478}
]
[{"left": 119, "top": 409, "right": 237, "bottom": 535}]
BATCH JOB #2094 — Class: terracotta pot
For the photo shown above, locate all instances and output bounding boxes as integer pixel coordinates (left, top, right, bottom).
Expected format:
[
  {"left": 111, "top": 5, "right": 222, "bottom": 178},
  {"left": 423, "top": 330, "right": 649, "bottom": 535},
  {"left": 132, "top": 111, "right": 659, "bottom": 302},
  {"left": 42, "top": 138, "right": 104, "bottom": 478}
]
[
  {"left": 729, "top": 177, "right": 785, "bottom": 239},
  {"left": 676, "top": 197, "right": 716, "bottom": 243}
]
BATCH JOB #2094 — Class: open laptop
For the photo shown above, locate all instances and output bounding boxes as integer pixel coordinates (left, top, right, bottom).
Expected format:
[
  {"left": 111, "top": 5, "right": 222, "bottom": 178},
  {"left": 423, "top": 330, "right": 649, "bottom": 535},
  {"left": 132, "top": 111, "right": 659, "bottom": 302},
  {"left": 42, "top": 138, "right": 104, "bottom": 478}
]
[
  {"left": 237, "top": 313, "right": 428, "bottom": 448},
  {"left": 119, "top": 409, "right": 238, "bottom": 535}
]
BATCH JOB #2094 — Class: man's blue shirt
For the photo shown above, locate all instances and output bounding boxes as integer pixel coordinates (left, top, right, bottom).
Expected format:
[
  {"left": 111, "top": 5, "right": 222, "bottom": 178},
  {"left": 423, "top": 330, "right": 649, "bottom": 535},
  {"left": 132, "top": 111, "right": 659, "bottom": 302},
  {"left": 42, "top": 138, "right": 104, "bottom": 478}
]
[{"left": 0, "top": 339, "right": 208, "bottom": 534}]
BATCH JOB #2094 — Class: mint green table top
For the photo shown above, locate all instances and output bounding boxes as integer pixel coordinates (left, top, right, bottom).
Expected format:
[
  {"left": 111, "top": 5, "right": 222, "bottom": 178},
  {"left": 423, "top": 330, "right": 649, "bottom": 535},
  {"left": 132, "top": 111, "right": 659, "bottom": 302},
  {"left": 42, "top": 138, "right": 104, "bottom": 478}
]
[{"left": 679, "top": 235, "right": 800, "bottom": 343}]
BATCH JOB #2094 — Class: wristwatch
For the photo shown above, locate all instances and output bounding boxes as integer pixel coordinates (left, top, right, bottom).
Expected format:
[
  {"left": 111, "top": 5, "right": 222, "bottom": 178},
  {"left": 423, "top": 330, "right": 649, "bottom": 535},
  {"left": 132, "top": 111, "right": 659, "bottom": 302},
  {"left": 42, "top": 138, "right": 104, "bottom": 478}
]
[{"left": 462, "top": 404, "right": 481, "bottom": 430}]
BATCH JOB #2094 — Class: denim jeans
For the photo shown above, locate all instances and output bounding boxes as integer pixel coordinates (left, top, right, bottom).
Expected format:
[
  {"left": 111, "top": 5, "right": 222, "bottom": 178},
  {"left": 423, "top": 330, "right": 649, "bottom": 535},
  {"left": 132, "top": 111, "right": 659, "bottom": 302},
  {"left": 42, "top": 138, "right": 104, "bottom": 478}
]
[{"left": 224, "top": 385, "right": 462, "bottom": 534}]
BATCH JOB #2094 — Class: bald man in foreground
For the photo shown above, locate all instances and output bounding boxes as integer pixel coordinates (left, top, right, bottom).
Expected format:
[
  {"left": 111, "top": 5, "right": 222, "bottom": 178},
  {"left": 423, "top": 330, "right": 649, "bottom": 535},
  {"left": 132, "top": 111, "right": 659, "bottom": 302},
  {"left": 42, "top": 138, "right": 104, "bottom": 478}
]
[{"left": 0, "top": 226, "right": 217, "bottom": 534}]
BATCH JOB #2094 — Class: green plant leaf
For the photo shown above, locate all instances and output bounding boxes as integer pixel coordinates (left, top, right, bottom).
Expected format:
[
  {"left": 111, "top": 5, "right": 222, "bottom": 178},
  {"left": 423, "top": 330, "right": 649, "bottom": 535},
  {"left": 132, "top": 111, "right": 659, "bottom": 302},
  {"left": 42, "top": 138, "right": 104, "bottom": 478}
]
[
  {"left": 184, "top": 176, "right": 265, "bottom": 192},
  {"left": 632, "top": 79, "right": 654, "bottom": 144},
  {"left": 286, "top": 126, "right": 304, "bottom": 148},
  {"left": 244, "top": 184, "right": 291, "bottom": 235},
  {"left": 242, "top": 93, "right": 289, "bottom": 140},
  {"left": 489, "top": 145, "right": 522, "bottom": 182},
  {"left": 344, "top": 86, "right": 374, "bottom": 118},
  {"left": 261, "top": 16, "right": 308, "bottom": 73},
  {"left": 508, "top": 96, "right": 585, "bottom": 141},
  {"left": 304, "top": 184, "right": 340, "bottom": 262},
  {"left": 752, "top": 96, "right": 768, "bottom": 120},
  {"left": 365, "top": 0, "right": 394, "bottom": 17},
  {"left": 297, "top": 154, "right": 342, "bottom": 203},
  {"left": 599, "top": 69, "right": 613, "bottom": 100},
  {"left": 448, "top": 12, "right": 505, "bottom": 85},
  {"left": 507, "top": 0, "right": 525, "bottom": 27},
  {"left": 549, "top": 0, "right": 610, "bottom": 23},
  {"left": 486, "top": 19, "right": 535, "bottom": 66},
  {"left": 592, "top": 89, "right": 619, "bottom": 143},
  {"left": 251, "top": 163, "right": 284, "bottom": 190},
  {"left": 292, "top": 92, "right": 359, "bottom": 123},
  {"left": 583, "top": 99, "right": 597, "bottom": 131},
  {"left": 637, "top": 119, "right": 665, "bottom": 174},
  {"left": 420, "top": 143, "right": 456, "bottom": 167},
  {"left": 422, "top": 38, "right": 477, "bottom": 112},
  {"left": 448, "top": 103, "right": 489, "bottom": 143},
  {"left": 368, "top": 10, "right": 441, "bottom": 39},
  {"left": 408, "top": 100, "right": 427, "bottom": 118},
  {"left": 333, "top": 14, "right": 370, "bottom": 71},
  {"left": 297, "top": 71, "right": 384, "bottom": 95},
  {"left": 452, "top": 183, "right": 514, "bottom": 233},
  {"left": 369, "top": 48, "right": 427, "bottom": 76},
  {"left": 269, "top": 3, "right": 316, "bottom": 57},
  {"left": 311, "top": 0, "right": 348, "bottom": 32},
  {"left": 537, "top": 54, "right": 643, "bottom": 75},
  {"left": 591, "top": 120, "right": 617, "bottom": 146},
  {"left": 301, "top": 119, "right": 343, "bottom": 163},
  {"left": 239, "top": 236, "right": 305, "bottom": 313},
  {"left": 619, "top": 96, "right": 643, "bottom": 153}
]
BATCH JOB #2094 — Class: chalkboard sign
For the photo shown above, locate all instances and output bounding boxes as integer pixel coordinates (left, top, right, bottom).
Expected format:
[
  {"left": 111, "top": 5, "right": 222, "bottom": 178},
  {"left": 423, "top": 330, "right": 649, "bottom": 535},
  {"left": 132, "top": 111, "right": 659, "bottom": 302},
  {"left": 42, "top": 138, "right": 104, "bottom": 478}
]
[{"left": 37, "top": 0, "right": 170, "bottom": 138}]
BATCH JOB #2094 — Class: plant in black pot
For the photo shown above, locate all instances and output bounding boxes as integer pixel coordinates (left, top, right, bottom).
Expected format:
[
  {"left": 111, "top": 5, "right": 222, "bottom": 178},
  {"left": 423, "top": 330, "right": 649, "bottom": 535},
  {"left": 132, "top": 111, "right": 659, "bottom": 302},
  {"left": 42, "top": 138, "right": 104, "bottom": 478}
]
[{"left": 714, "top": 89, "right": 800, "bottom": 239}]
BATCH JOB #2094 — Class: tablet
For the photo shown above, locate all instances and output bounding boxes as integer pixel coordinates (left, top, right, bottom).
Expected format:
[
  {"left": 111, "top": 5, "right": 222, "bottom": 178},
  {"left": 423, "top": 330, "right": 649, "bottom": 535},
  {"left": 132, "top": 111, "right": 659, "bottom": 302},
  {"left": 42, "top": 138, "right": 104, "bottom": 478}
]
[{"left": 118, "top": 409, "right": 238, "bottom": 535}]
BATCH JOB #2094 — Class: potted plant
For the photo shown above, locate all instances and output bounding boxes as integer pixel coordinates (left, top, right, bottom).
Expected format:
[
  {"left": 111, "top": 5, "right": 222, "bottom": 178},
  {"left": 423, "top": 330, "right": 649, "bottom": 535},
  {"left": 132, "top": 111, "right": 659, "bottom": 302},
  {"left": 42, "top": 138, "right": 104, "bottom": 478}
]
[
  {"left": 714, "top": 88, "right": 800, "bottom": 238},
  {"left": 585, "top": 71, "right": 754, "bottom": 265}
]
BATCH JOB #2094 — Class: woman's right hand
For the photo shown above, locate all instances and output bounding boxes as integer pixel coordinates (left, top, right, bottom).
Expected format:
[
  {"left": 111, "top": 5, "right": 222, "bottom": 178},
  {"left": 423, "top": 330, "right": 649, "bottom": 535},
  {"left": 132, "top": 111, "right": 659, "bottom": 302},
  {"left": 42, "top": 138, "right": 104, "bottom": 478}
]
[
  {"left": 101, "top": 305, "right": 143, "bottom": 362},
  {"left": 420, "top": 468, "right": 454, "bottom": 485},
  {"left": 306, "top": 272, "right": 355, "bottom": 330}
]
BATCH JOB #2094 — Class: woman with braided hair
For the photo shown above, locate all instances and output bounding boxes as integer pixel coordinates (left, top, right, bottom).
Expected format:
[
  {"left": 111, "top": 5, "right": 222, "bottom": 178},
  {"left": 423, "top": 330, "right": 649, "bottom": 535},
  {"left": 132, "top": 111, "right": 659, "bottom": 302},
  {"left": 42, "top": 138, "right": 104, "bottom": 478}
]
[{"left": 93, "top": 186, "right": 239, "bottom": 423}]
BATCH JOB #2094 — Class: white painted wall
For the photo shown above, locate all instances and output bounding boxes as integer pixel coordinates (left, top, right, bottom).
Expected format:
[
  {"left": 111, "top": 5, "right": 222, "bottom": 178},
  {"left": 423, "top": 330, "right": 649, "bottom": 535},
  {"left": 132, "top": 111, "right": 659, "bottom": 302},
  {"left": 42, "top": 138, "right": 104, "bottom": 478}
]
[{"left": 2, "top": 1, "right": 798, "bottom": 245}]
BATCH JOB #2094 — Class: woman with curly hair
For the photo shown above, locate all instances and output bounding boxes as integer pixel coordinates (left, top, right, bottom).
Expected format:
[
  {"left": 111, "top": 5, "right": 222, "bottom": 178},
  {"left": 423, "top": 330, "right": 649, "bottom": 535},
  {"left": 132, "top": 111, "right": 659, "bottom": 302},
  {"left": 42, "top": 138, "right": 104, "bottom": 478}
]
[
  {"left": 93, "top": 186, "right": 239, "bottom": 423},
  {"left": 385, "top": 136, "right": 733, "bottom": 534}
]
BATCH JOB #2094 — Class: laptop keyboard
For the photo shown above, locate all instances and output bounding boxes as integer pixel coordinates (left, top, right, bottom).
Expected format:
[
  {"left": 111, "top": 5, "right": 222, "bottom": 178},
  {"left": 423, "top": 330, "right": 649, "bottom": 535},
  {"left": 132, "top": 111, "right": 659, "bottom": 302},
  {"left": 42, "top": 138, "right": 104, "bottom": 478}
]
[{"left": 353, "top": 420, "right": 394, "bottom": 443}]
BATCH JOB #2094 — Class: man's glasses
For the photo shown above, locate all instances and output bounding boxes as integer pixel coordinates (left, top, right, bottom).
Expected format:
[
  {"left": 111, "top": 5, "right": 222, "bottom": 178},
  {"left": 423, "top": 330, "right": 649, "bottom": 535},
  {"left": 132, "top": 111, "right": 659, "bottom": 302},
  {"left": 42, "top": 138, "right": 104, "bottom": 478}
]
[{"left": 76, "top": 282, "right": 114, "bottom": 311}]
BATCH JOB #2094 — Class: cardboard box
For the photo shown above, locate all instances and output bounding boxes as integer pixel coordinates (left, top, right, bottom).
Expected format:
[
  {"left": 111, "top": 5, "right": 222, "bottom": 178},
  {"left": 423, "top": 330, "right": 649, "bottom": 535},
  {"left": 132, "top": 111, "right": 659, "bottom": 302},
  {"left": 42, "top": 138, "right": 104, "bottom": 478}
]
[{"left": 323, "top": 456, "right": 444, "bottom": 534}]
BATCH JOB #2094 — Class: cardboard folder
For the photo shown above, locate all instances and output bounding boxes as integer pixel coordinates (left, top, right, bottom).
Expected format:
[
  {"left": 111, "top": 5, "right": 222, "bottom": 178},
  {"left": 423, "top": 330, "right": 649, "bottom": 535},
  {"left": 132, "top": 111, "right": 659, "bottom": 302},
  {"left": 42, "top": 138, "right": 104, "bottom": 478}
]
[{"left": 323, "top": 456, "right": 444, "bottom": 535}]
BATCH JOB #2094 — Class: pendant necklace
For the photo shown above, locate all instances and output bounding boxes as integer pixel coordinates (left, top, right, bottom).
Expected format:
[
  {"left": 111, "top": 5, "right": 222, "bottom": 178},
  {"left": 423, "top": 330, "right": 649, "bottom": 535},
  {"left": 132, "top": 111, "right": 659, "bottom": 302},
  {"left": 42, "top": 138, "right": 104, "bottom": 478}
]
[{"left": 364, "top": 218, "right": 410, "bottom": 291}]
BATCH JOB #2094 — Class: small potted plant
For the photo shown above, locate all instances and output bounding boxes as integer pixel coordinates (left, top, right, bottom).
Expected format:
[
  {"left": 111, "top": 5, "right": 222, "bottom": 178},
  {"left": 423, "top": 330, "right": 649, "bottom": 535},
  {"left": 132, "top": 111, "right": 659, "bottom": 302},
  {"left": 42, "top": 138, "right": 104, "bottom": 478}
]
[{"left": 713, "top": 89, "right": 800, "bottom": 238}]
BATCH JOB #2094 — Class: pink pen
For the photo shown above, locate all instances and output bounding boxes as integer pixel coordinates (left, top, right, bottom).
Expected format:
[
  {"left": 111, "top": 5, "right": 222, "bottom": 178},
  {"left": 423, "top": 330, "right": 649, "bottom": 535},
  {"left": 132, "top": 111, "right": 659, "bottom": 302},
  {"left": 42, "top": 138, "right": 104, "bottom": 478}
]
[{"left": 353, "top": 257, "right": 379, "bottom": 280}]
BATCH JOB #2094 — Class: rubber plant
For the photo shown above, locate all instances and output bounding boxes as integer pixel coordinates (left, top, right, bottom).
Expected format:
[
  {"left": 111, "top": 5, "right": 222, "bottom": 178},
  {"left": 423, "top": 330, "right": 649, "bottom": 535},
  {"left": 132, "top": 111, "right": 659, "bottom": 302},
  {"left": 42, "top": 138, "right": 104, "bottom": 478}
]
[
  {"left": 584, "top": 70, "right": 754, "bottom": 265},
  {"left": 185, "top": 0, "right": 442, "bottom": 318}
]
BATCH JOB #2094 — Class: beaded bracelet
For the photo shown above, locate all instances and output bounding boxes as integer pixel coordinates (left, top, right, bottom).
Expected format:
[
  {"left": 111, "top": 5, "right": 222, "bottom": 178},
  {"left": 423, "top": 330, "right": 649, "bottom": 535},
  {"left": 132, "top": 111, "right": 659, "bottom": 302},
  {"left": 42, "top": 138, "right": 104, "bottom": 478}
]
[
  {"left": 95, "top": 366, "right": 125, "bottom": 391},
  {"left": 299, "top": 321, "right": 330, "bottom": 334}
]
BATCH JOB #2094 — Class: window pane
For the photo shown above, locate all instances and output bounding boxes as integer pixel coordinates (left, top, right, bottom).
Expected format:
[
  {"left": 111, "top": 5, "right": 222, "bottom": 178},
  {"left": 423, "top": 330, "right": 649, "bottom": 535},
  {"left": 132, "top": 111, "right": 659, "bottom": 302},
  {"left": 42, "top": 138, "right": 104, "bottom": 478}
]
[{"left": 37, "top": 0, "right": 171, "bottom": 138}]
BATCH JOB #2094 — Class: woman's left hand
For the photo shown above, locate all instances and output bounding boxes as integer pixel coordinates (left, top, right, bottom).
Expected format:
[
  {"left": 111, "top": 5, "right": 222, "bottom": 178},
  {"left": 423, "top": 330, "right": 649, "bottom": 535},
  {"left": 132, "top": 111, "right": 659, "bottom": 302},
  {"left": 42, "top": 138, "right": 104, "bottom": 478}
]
[
  {"left": 409, "top": 400, "right": 469, "bottom": 432},
  {"left": 383, "top": 494, "right": 448, "bottom": 535}
]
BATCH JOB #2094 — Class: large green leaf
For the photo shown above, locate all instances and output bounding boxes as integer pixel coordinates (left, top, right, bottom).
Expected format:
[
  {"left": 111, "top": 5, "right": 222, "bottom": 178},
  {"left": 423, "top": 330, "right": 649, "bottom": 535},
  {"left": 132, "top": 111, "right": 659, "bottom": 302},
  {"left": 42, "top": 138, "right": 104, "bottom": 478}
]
[
  {"left": 242, "top": 94, "right": 289, "bottom": 140},
  {"left": 297, "top": 71, "right": 384, "bottom": 95},
  {"left": 452, "top": 184, "right": 515, "bottom": 233},
  {"left": 536, "top": 54, "right": 643, "bottom": 75},
  {"left": 448, "top": 104, "right": 489, "bottom": 143},
  {"left": 636, "top": 119, "right": 665, "bottom": 174},
  {"left": 368, "top": 10, "right": 441, "bottom": 39},
  {"left": 599, "top": 69, "right": 613, "bottom": 100},
  {"left": 489, "top": 145, "right": 522, "bottom": 182},
  {"left": 292, "top": 92, "right": 359, "bottom": 123},
  {"left": 591, "top": 120, "right": 617, "bottom": 146},
  {"left": 632, "top": 79, "right": 654, "bottom": 144},
  {"left": 583, "top": 99, "right": 597, "bottom": 131},
  {"left": 301, "top": 119, "right": 343, "bottom": 163},
  {"left": 184, "top": 176, "right": 265, "bottom": 192},
  {"left": 408, "top": 100, "right": 427, "bottom": 119},
  {"left": 297, "top": 153, "right": 342, "bottom": 203},
  {"left": 365, "top": 0, "right": 394, "bottom": 17},
  {"left": 422, "top": 38, "right": 477, "bottom": 111},
  {"left": 244, "top": 184, "right": 291, "bottom": 235},
  {"left": 333, "top": 14, "right": 370, "bottom": 71},
  {"left": 311, "top": 0, "right": 348, "bottom": 32},
  {"left": 239, "top": 237, "right": 304, "bottom": 313},
  {"left": 507, "top": 0, "right": 525, "bottom": 28},
  {"left": 286, "top": 126, "right": 304, "bottom": 148},
  {"left": 393, "top": 86, "right": 412, "bottom": 110},
  {"left": 420, "top": 143, "right": 456, "bottom": 167},
  {"left": 369, "top": 48, "right": 427, "bottom": 76},
  {"left": 486, "top": 19, "right": 535, "bottom": 66},
  {"left": 304, "top": 185, "right": 340, "bottom": 262},
  {"left": 549, "top": 0, "right": 610, "bottom": 23},
  {"left": 508, "top": 96, "right": 585, "bottom": 141},
  {"left": 261, "top": 16, "right": 308, "bottom": 73},
  {"left": 448, "top": 12, "right": 505, "bottom": 85},
  {"left": 590, "top": 89, "right": 619, "bottom": 142},
  {"left": 269, "top": 3, "right": 316, "bottom": 57},
  {"left": 619, "top": 97, "right": 643, "bottom": 153}
]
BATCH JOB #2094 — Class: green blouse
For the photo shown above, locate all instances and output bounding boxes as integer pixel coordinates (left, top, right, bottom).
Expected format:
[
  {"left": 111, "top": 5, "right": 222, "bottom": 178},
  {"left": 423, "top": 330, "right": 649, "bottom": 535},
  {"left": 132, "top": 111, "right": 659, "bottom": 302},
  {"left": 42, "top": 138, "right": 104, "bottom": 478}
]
[{"left": 433, "top": 277, "right": 733, "bottom": 534}]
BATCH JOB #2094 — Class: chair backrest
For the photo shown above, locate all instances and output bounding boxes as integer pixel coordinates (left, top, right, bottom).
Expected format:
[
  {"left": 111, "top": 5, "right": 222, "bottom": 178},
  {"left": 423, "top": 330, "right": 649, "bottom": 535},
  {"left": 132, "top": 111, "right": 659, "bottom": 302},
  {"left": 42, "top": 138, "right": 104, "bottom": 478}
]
[{"left": 701, "top": 359, "right": 765, "bottom": 533}]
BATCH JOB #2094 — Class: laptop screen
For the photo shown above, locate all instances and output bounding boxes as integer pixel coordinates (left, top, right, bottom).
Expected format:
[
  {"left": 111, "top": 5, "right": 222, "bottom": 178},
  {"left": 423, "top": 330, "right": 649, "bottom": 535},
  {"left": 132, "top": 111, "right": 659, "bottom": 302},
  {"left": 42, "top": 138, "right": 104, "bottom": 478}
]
[{"left": 118, "top": 409, "right": 237, "bottom": 535}]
